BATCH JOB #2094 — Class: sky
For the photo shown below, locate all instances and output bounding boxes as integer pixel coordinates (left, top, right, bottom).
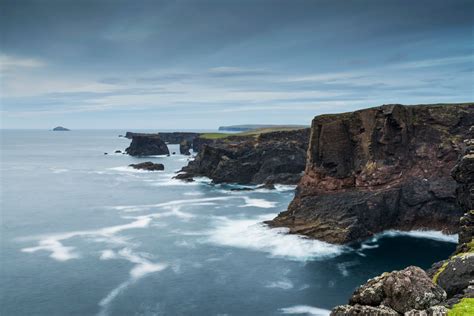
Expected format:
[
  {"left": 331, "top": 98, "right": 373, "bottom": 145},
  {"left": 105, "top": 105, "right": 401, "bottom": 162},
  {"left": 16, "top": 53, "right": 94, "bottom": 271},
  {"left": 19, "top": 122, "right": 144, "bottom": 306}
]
[{"left": 0, "top": 0, "right": 473, "bottom": 129}]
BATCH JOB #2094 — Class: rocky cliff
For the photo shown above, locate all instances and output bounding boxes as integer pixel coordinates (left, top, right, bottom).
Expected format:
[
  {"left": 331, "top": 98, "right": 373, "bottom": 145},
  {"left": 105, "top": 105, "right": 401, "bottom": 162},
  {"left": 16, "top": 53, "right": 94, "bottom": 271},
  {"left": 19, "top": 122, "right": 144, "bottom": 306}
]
[
  {"left": 176, "top": 129, "right": 310, "bottom": 184},
  {"left": 125, "top": 135, "right": 170, "bottom": 156},
  {"left": 269, "top": 103, "right": 473, "bottom": 244},
  {"left": 330, "top": 127, "right": 474, "bottom": 315}
]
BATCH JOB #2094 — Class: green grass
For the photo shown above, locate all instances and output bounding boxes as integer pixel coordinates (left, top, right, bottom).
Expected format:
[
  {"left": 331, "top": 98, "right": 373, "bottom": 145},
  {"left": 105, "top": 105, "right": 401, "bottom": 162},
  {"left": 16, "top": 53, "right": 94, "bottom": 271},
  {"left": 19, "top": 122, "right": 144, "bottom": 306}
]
[
  {"left": 448, "top": 298, "right": 474, "bottom": 316},
  {"left": 199, "top": 133, "right": 233, "bottom": 139},
  {"left": 199, "top": 126, "right": 306, "bottom": 140}
]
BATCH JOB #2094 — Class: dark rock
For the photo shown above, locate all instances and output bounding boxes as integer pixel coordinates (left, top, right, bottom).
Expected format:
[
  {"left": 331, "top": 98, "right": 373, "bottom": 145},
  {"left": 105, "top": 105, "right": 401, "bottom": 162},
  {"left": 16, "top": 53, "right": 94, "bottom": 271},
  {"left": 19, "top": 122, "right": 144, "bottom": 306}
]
[
  {"left": 129, "top": 162, "right": 164, "bottom": 171},
  {"left": 115, "top": 150, "right": 122, "bottom": 153},
  {"left": 176, "top": 129, "right": 310, "bottom": 185},
  {"left": 331, "top": 304, "right": 398, "bottom": 315},
  {"left": 52, "top": 126, "right": 70, "bottom": 131},
  {"left": 333, "top": 266, "right": 446, "bottom": 314},
  {"left": 172, "top": 152, "right": 176, "bottom": 155},
  {"left": 125, "top": 135, "right": 169, "bottom": 156},
  {"left": 404, "top": 306, "right": 449, "bottom": 316},
  {"left": 269, "top": 103, "right": 474, "bottom": 244},
  {"left": 436, "top": 255, "right": 474, "bottom": 298},
  {"left": 180, "top": 140, "right": 192, "bottom": 155}
]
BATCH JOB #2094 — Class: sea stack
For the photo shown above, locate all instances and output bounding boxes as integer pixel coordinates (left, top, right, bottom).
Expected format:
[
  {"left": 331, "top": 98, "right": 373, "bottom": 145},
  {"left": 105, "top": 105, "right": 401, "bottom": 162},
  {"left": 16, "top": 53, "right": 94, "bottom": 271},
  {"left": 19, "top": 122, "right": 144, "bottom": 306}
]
[{"left": 125, "top": 135, "right": 170, "bottom": 156}]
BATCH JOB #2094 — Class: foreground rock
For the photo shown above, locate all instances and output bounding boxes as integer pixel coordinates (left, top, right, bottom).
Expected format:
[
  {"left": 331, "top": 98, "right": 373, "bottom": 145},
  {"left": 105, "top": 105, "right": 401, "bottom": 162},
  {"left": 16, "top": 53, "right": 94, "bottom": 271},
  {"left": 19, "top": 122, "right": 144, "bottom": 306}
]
[
  {"left": 332, "top": 266, "right": 446, "bottom": 315},
  {"left": 269, "top": 103, "right": 473, "bottom": 244},
  {"left": 176, "top": 129, "right": 310, "bottom": 184},
  {"left": 129, "top": 162, "right": 164, "bottom": 171},
  {"left": 125, "top": 135, "right": 169, "bottom": 156}
]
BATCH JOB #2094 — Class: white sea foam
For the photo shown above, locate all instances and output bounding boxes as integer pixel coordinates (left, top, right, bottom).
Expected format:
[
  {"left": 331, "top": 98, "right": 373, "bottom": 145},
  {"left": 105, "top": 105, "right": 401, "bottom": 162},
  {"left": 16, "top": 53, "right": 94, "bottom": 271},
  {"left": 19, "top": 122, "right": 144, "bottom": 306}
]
[
  {"left": 22, "top": 237, "right": 79, "bottom": 261},
  {"left": 50, "top": 167, "right": 69, "bottom": 174},
  {"left": 265, "top": 279, "right": 294, "bottom": 290},
  {"left": 108, "top": 166, "right": 151, "bottom": 173},
  {"left": 336, "top": 260, "right": 360, "bottom": 277},
  {"left": 183, "top": 191, "right": 204, "bottom": 196},
  {"left": 98, "top": 247, "right": 167, "bottom": 315},
  {"left": 280, "top": 305, "right": 330, "bottom": 315},
  {"left": 205, "top": 214, "right": 345, "bottom": 261},
  {"left": 239, "top": 197, "right": 278, "bottom": 208},
  {"left": 274, "top": 184, "right": 297, "bottom": 192},
  {"left": 372, "top": 230, "right": 458, "bottom": 243}
]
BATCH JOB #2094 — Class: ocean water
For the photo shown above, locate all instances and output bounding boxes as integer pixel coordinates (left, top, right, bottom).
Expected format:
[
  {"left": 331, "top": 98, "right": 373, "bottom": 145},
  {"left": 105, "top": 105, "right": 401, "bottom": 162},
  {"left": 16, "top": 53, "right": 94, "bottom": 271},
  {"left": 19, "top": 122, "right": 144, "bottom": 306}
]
[{"left": 0, "top": 130, "right": 457, "bottom": 316}]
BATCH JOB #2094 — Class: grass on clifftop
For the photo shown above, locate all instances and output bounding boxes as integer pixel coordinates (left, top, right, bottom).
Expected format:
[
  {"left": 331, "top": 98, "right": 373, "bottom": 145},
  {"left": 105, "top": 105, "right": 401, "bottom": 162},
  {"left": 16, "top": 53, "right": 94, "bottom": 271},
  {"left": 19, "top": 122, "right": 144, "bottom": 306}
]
[
  {"left": 448, "top": 298, "right": 474, "bottom": 316},
  {"left": 199, "top": 133, "right": 233, "bottom": 139},
  {"left": 200, "top": 126, "right": 306, "bottom": 140}
]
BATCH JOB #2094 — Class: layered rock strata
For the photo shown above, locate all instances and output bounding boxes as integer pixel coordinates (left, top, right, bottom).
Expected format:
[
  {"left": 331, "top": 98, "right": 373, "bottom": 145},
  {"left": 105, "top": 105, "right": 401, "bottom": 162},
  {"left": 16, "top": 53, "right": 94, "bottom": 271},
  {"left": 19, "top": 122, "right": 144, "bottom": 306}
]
[{"left": 269, "top": 103, "right": 473, "bottom": 244}]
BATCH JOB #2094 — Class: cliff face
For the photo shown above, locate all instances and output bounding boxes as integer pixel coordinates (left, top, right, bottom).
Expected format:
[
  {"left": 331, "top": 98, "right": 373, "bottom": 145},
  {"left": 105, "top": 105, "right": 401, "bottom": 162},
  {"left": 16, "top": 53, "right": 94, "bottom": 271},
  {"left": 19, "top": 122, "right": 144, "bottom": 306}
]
[
  {"left": 331, "top": 127, "right": 474, "bottom": 315},
  {"left": 176, "top": 129, "right": 310, "bottom": 185},
  {"left": 269, "top": 103, "right": 474, "bottom": 244}
]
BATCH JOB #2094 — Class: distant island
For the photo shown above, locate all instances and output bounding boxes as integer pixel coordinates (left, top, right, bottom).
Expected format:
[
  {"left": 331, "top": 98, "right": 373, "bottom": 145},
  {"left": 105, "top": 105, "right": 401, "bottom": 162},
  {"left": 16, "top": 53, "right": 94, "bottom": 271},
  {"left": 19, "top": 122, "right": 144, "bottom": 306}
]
[
  {"left": 52, "top": 126, "right": 70, "bottom": 131},
  {"left": 218, "top": 124, "right": 307, "bottom": 132}
]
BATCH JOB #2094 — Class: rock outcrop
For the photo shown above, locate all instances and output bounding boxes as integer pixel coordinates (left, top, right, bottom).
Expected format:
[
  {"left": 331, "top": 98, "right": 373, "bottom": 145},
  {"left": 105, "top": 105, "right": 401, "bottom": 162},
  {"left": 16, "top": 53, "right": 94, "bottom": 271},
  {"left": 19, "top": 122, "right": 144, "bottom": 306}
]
[
  {"left": 331, "top": 266, "right": 447, "bottom": 315},
  {"left": 129, "top": 161, "right": 165, "bottom": 171},
  {"left": 176, "top": 129, "right": 310, "bottom": 184},
  {"left": 125, "top": 132, "right": 199, "bottom": 144},
  {"left": 331, "top": 121, "right": 474, "bottom": 315},
  {"left": 125, "top": 135, "right": 170, "bottom": 156},
  {"left": 269, "top": 103, "right": 473, "bottom": 244},
  {"left": 180, "top": 140, "right": 192, "bottom": 155}
]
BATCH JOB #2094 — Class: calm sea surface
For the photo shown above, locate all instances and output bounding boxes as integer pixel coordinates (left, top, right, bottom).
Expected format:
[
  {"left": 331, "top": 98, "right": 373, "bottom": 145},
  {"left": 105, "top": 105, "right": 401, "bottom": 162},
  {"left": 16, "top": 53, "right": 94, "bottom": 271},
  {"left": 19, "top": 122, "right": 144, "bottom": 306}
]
[{"left": 0, "top": 130, "right": 456, "bottom": 316}]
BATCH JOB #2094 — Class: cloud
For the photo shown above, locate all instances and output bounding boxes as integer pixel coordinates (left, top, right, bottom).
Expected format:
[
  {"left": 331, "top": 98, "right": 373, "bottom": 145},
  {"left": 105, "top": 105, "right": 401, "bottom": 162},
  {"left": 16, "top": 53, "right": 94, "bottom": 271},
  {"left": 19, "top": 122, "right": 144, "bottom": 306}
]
[{"left": 0, "top": 54, "right": 44, "bottom": 71}]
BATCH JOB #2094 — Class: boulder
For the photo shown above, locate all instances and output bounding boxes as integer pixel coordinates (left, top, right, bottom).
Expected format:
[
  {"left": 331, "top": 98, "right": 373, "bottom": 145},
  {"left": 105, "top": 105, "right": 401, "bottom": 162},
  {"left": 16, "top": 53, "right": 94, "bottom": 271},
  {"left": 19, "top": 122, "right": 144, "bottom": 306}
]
[
  {"left": 332, "top": 266, "right": 446, "bottom": 314},
  {"left": 129, "top": 162, "right": 164, "bottom": 171}
]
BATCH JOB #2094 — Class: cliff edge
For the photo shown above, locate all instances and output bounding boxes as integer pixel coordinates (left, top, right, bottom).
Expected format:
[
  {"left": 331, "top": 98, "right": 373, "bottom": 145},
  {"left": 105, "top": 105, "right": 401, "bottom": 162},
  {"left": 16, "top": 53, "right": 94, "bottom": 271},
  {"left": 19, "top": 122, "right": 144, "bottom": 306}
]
[{"left": 268, "top": 103, "right": 474, "bottom": 244}]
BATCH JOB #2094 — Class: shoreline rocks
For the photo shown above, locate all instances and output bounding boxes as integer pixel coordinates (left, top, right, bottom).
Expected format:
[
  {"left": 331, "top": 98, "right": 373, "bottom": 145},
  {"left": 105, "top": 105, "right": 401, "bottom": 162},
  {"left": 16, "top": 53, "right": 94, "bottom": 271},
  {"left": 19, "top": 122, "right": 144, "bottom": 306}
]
[
  {"left": 268, "top": 103, "right": 474, "bottom": 244},
  {"left": 129, "top": 161, "right": 164, "bottom": 171}
]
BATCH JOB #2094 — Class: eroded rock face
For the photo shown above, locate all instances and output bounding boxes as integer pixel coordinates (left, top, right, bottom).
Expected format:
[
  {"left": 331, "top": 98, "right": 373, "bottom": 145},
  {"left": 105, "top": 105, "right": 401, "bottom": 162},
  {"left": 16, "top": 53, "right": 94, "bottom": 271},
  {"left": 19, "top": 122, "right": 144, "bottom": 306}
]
[
  {"left": 179, "top": 140, "right": 192, "bottom": 155},
  {"left": 129, "top": 161, "right": 164, "bottom": 171},
  {"left": 269, "top": 103, "right": 474, "bottom": 244},
  {"left": 126, "top": 135, "right": 170, "bottom": 156},
  {"left": 331, "top": 304, "right": 398, "bottom": 315},
  {"left": 330, "top": 267, "right": 446, "bottom": 315},
  {"left": 177, "top": 129, "right": 310, "bottom": 184}
]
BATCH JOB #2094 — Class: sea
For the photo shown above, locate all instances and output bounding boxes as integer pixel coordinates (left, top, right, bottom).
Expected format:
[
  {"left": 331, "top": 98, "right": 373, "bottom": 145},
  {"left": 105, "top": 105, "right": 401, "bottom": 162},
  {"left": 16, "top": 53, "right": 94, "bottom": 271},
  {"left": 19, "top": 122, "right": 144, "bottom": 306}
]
[{"left": 0, "top": 130, "right": 457, "bottom": 316}]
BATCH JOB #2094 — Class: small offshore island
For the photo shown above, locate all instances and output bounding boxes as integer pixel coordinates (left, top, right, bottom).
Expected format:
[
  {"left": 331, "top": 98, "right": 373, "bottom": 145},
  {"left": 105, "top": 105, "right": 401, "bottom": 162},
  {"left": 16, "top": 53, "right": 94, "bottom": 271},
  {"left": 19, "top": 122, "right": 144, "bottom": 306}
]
[
  {"left": 124, "top": 103, "right": 474, "bottom": 315},
  {"left": 52, "top": 126, "right": 70, "bottom": 131}
]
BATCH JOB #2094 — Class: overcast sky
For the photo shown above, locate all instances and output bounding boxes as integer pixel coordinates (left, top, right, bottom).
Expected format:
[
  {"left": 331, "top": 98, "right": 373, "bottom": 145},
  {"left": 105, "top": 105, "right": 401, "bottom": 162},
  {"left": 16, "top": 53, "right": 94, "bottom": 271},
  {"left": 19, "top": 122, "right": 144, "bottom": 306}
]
[{"left": 1, "top": 0, "right": 472, "bottom": 129}]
